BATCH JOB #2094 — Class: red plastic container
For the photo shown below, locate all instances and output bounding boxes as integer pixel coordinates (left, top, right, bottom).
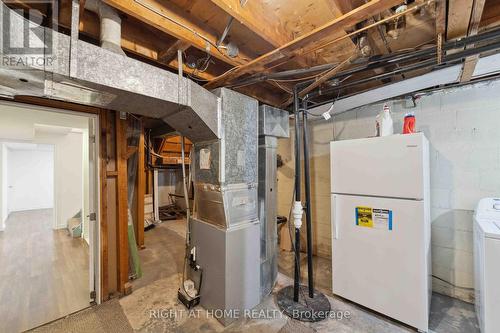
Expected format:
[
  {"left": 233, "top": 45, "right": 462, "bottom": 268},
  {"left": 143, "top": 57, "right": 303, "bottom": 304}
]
[{"left": 403, "top": 114, "right": 415, "bottom": 134}]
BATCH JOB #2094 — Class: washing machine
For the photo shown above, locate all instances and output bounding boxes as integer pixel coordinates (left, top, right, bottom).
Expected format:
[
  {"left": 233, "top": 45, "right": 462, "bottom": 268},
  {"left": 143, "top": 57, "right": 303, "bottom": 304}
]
[{"left": 474, "top": 198, "right": 500, "bottom": 333}]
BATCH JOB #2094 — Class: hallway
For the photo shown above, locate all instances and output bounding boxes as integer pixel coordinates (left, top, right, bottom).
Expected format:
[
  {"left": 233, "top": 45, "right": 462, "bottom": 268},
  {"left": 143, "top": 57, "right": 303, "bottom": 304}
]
[{"left": 0, "top": 209, "right": 90, "bottom": 332}]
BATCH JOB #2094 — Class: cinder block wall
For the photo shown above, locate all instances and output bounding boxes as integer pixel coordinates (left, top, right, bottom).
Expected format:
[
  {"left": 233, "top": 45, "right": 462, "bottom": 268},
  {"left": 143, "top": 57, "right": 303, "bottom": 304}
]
[{"left": 276, "top": 78, "right": 500, "bottom": 303}]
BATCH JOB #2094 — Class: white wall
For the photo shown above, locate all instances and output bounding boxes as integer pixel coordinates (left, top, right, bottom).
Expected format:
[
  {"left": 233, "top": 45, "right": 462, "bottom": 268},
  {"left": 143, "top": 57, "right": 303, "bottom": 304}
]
[
  {"left": 0, "top": 144, "right": 8, "bottom": 230},
  {"left": 0, "top": 101, "right": 88, "bottom": 230},
  {"left": 6, "top": 146, "right": 54, "bottom": 212},
  {"left": 278, "top": 78, "right": 500, "bottom": 303},
  {"left": 35, "top": 131, "right": 84, "bottom": 229}
]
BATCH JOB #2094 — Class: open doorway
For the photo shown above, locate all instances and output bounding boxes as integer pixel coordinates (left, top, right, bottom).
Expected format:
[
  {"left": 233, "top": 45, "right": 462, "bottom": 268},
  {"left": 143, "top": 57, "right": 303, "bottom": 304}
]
[
  {"left": 130, "top": 131, "right": 192, "bottom": 290},
  {"left": 0, "top": 101, "right": 99, "bottom": 332}
]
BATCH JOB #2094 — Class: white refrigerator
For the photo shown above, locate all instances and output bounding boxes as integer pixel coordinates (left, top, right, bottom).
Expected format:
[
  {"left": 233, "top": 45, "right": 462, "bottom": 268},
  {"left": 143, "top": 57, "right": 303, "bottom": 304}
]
[{"left": 330, "top": 133, "right": 431, "bottom": 332}]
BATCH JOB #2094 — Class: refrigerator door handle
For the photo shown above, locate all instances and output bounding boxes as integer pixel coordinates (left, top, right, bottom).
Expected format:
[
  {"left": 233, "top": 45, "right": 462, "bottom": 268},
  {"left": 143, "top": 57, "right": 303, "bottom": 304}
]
[{"left": 332, "top": 195, "right": 339, "bottom": 239}]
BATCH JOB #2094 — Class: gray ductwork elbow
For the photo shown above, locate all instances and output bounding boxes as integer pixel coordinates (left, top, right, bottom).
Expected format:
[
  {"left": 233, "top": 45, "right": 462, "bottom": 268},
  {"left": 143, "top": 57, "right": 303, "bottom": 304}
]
[{"left": 85, "top": 0, "right": 125, "bottom": 55}]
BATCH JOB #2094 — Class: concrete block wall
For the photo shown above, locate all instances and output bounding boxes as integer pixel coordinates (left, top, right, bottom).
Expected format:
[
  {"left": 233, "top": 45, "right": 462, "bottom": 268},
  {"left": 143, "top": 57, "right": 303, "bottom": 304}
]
[{"left": 276, "top": 78, "right": 500, "bottom": 303}]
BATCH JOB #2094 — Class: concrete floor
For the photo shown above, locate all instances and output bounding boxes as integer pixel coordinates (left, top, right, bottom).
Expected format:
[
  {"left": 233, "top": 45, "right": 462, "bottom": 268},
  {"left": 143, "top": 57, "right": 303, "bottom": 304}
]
[
  {"left": 39, "top": 218, "right": 479, "bottom": 332},
  {"left": 278, "top": 251, "right": 480, "bottom": 333}
]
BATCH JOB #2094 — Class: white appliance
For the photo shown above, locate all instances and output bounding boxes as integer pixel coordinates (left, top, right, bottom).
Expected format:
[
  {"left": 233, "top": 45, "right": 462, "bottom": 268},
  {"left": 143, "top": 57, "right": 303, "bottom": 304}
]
[
  {"left": 474, "top": 198, "right": 500, "bottom": 333},
  {"left": 330, "top": 133, "right": 431, "bottom": 332}
]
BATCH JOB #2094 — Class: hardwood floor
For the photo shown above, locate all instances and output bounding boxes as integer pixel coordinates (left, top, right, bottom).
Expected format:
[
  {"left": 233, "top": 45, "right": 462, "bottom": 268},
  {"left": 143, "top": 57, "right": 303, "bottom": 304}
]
[{"left": 0, "top": 209, "right": 90, "bottom": 332}]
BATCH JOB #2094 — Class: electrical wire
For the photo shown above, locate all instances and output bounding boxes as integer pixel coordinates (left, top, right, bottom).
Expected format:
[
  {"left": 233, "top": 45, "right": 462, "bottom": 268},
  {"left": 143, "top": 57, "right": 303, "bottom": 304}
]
[
  {"left": 134, "top": 0, "right": 225, "bottom": 57},
  {"left": 269, "top": 68, "right": 333, "bottom": 83},
  {"left": 180, "top": 135, "right": 195, "bottom": 298},
  {"left": 269, "top": 80, "right": 293, "bottom": 94},
  {"left": 180, "top": 15, "right": 234, "bottom": 80}
]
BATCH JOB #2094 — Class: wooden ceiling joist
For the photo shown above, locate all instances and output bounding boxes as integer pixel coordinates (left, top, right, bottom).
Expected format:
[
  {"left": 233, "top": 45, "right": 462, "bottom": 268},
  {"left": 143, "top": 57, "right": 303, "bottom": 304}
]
[
  {"left": 447, "top": 0, "right": 474, "bottom": 40},
  {"left": 204, "top": 0, "right": 404, "bottom": 90},
  {"left": 435, "top": 0, "right": 446, "bottom": 35},
  {"left": 103, "top": 0, "right": 253, "bottom": 67},
  {"left": 158, "top": 40, "right": 191, "bottom": 64},
  {"left": 460, "top": 0, "right": 487, "bottom": 82},
  {"left": 209, "top": 0, "right": 292, "bottom": 48}
]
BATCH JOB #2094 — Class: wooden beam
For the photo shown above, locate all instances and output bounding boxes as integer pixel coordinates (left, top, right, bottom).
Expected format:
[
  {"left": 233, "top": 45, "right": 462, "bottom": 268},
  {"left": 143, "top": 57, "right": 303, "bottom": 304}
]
[
  {"left": 460, "top": 55, "right": 479, "bottom": 81},
  {"left": 460, "top": 0, "right": 486, "bottom": 82},
  {"left": 479, "top": 0, "right": 500, "bottom": 30},
  {"left": 136, "top": 124, "right": 145, "bottom": 249},
  {"left": 447, "top": 0, "right": 474, "bottom": 40},
  {"left": 280, "top": 55, "right": 355, "bottom": 107},
  {"left": 115, "top": 113, "right": 129, "bottom": 294},
  {"left": 435, "top": 0, "right": 446, "bottom": 35},
  {"left": 210, "top": 0, "right": 342, "bottom": 72},
  {"left": 159, "top": 40, "right": 191, "bottom": 64},
  {"left": 103, "top": 0, "right": 253, "bottom": 67},
  {"left": 209, "top": 0, "right": 292, "bottom": 47},
  {"left": 324, "top": 0, "right": 355, "bottom": 17},
  {"left": 467, "top": 0, "right": 487, "bottom": 36},
  {"left": 204, "top": 0, "right": 404, "bottom": 89}
]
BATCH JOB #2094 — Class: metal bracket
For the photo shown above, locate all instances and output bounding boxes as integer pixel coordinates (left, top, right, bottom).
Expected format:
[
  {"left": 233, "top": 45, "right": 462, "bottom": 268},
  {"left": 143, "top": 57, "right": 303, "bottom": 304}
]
[{"left": 437, "top": 33, "right": 443, "bottom": 65}]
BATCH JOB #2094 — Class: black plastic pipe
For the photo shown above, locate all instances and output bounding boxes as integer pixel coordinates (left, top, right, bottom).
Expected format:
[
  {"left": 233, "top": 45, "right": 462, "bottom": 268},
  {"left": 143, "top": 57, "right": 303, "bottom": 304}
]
[
  {"left": 302, "top": 101, "right": 314, "bottom": 298},
  {"left": 305, "top": 39, "right": 500, "bottom": 100},
  {"left": 293, "top": 86, "right": 301, "bottom": 303},
  {"left": 229, "top": 26, "right": 500, "bottom": 92}
]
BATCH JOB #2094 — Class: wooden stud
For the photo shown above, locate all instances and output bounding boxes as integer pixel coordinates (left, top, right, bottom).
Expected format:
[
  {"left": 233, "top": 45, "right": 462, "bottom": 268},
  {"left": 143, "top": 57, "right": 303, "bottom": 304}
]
[
  {"left": 115, "top": 113, "right": 129, "bottom": 294},
  {"left": 99, "top": 110, "right": 110, "bottom": 301}
]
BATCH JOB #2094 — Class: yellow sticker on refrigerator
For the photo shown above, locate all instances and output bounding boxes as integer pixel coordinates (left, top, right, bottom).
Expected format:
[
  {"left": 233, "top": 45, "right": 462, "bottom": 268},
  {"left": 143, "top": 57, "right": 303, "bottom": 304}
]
[
  {"left": 355, "top": 207, "right": 393, "bottom": 230},
  {"left": 355, "top": 206, "right": 373, "bottom": 228}
]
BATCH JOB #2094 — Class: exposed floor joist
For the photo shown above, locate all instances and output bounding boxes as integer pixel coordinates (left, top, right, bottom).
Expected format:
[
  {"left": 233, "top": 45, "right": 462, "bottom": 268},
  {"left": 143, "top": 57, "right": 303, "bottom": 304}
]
[
  {"left": 158, "top": 40, "right": 191, "bottom": 64},
  {"left": 447, "top": 0, "right": 474, "bottom": 40},
  {"left": 460, "top": 0, "right": 487, "bottom": 82},
  {"left": 103, "top": 0, "right": 253, "bottom": 66},
  {"left": 204, "top": 0, "right": 404, "bottom": 89},
  {"left": 209, "top": 0, "right": 292, "bottom": 48}
]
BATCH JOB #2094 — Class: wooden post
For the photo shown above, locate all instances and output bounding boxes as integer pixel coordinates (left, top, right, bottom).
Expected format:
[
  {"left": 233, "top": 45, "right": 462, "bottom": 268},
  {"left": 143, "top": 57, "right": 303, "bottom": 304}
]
[
  {"left": 136, "top": 123, "right": 145, "bottom": 249},
  {"left": 99, "top": 110, "right": 110, "bottom": 301},
  {"left": 115, "top": 112, "right": 129, "bottom": 293}
]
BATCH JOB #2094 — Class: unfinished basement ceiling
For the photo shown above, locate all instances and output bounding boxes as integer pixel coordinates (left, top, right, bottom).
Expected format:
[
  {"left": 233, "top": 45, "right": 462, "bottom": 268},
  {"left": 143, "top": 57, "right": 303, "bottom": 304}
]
[{"left": 7, "top": 0, "right": 500, "bottom": 108}]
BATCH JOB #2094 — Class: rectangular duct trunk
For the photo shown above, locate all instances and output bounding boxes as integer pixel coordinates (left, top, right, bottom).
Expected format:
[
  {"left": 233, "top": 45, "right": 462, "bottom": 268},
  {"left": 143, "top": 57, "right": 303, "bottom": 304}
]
[
  {"left": 258, "top": 105, "right": 290, "bottom": 299},
  {"left": 190, "top": 88, "right": 260, "bottom": 325}
]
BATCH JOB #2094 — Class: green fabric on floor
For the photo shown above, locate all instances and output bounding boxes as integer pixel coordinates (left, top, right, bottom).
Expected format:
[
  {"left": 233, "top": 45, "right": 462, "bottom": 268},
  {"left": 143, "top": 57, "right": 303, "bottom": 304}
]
[{"left": 128, "top": 222, "right": 143, "bottom": 279}]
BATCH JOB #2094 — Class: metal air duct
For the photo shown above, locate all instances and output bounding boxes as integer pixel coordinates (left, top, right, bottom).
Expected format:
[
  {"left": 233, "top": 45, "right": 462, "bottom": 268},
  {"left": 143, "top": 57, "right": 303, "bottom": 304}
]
[
  {"left": 84, "top": 0, "right": 125, "bottom": 55},
  {"left": 0, "top": 2, "right": 219, "bottom": 142}
]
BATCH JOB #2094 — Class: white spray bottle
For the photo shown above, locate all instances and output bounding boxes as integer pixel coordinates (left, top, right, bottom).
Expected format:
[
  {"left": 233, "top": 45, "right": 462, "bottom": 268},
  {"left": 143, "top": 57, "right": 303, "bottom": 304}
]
[{"left": 380, "top": 103, "right": 394, "bottom": 136}]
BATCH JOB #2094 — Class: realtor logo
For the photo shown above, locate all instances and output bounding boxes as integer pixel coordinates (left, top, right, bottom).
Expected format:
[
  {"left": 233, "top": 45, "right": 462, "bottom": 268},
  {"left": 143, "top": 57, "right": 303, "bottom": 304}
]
[{"left": 1, "top": 0, "right": 58, "bottom": 67}]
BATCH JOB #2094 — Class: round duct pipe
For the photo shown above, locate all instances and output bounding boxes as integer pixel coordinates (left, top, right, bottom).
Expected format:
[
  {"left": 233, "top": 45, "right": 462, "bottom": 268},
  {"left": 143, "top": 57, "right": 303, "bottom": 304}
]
[{"left": 85, "top": 0, "right": 125, "bottom": 55}]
